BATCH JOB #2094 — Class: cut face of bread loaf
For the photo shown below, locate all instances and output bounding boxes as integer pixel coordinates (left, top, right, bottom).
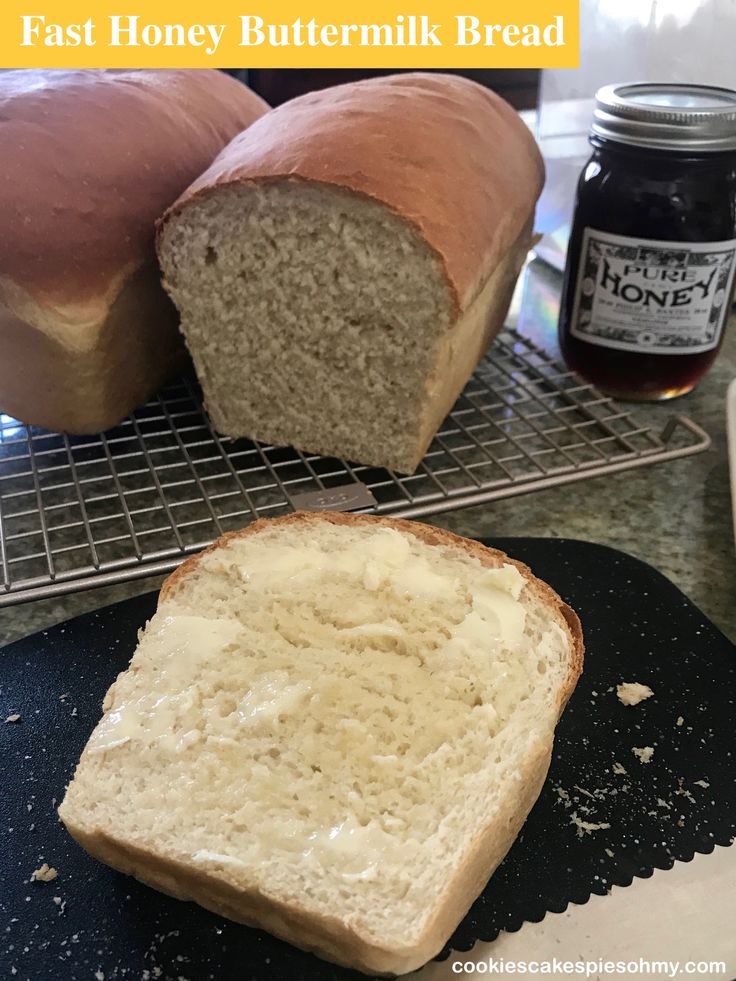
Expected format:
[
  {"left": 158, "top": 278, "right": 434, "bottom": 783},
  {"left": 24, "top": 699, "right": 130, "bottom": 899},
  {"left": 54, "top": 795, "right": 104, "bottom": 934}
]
[
  {"left": 59, "top": 513, "right": 582, "bottom": 976},
  {"left": 158, "top": 73, "right": 544, "bottom": 473},
  {"left": 0, "top": 69, "right": 269, "bottom": 433}
]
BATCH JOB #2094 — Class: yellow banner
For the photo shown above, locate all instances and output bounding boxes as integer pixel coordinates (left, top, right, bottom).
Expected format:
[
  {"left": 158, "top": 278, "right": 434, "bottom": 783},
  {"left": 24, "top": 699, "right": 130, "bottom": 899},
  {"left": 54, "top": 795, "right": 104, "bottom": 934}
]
[{"left": 1, "top": 1, "right": 579, "bottom": 68}]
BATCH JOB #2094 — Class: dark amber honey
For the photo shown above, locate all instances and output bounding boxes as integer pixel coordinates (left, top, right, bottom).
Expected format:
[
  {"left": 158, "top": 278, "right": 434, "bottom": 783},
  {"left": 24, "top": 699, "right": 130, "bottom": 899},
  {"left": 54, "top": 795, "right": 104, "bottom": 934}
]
[{"left": 559, "top": 89, "right": 736, "bottom": 401}]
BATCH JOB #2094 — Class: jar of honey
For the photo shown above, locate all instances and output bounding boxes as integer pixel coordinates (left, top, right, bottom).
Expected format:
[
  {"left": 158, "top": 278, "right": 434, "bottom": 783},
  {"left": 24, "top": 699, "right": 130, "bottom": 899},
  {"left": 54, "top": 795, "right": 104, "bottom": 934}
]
[{"left": 559, "top": 82, "right": 736, "bottom": 400}]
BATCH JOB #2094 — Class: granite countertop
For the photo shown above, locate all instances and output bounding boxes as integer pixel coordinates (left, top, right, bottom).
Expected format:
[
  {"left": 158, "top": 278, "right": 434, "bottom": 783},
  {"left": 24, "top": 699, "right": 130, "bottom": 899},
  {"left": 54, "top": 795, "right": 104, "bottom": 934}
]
[{"left": 1, "top": 259, "right": 735, "bottom": 646}]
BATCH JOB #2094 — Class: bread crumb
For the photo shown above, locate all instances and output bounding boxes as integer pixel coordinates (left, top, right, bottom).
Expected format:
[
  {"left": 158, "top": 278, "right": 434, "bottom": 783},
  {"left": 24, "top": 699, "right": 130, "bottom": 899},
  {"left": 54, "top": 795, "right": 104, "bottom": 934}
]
[
  {"left": 570, "top": 811, "right": 611, "bottom": 836},
  {"left": 5, "top": 714, "right": 20, "bottom": 723},
  {"left": 675, "top": 777, "right": 695, "bottom": 802},
  {"left": 617, "top": 682, "right": 654, "bottom": 706},
  {"left": 605, "top": 847, "right": 614, "bottom": 858},
  {"left": 31, "top": 862, "right": 57, "bottom": 882},
  {"left": 676, "top": 716, "right": 684, "bottom": 726},
  {"left": 694, "top": 779, "right": 710, "bottom": 789},
  {"left": 95, "top": 970, "right": 105, "bottom": 980},
  {"left": 612, "top": 762, "right": 627, "bottom": 775},
  {"left": 632, "top": 746, "right": 654, "bottom": 764}
]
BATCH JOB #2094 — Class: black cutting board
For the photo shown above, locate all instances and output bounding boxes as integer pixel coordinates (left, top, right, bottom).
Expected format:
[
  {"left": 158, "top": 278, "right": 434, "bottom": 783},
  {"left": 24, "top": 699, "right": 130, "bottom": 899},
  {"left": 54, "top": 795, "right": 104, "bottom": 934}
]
[{"left": 1, "top": 538, "right": 735, "bottom": 981}]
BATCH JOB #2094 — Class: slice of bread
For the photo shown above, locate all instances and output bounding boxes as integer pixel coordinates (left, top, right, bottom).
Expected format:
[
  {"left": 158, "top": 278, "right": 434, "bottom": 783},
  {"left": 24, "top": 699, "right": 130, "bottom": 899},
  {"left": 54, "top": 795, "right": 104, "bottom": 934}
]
[{"left": 59, "top": 513, "right": 583, "bottom": 976}]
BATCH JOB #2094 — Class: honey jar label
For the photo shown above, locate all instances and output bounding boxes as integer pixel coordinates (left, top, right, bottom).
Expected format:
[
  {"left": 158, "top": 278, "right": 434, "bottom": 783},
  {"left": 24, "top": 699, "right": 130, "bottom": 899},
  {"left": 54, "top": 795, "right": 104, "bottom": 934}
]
[{"left": 570, "top": 228, "right": 736, "bottom": 355}]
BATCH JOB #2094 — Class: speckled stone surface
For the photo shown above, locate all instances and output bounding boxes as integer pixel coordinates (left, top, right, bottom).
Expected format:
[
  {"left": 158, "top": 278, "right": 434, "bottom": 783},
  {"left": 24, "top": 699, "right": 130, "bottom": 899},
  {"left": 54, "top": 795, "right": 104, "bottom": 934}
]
[{"left": 1, "top": 259, "right": 734, "bottom": 645}]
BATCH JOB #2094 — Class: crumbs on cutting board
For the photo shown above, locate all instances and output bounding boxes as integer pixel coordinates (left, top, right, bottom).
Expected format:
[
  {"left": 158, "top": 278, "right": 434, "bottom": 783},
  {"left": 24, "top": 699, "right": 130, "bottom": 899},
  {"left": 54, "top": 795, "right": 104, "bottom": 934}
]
[
  {"left": 632, "top": 746, "right": 654, "bottom": 764},
  {"left": 60, "top": 692, "right": 79, "bottom": 716},
  {"left": 554, "top": 783, "right": 617, "bottom": 845},
  {"left": 570, "top": 812, "right": 611, "bottom": 836},
  {"left": 5, "top": 713, "right": 21, "bottom": 723},
  {"left": 675, "top": 777, "right": 696, "bottom": 803},
  {"left": 617, "top": 682, "right": 654, "bottom": 706},
  {"left": 31, "top": 862, "right": 57, "bottom": 882}
]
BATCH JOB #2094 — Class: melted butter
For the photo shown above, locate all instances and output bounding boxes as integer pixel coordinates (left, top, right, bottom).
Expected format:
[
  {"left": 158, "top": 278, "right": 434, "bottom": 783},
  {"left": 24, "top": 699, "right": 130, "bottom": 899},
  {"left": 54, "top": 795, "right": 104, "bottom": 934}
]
[
  {"left": 192, "top": 849, "right": 249, "bottom": 868},
  {"left": 363, "top": 560, "right": 383, "bottom": 591},
  {"left": 89, "top": 543, "right": 528, "bottom": 758},
  {"left": 362, "top": 527, "right": 411, "bottom": 566},
  {"left": 221, "top": 532, "right": 526, "bottom": 620},
  {"left": 443, "top": 563, "right": 527, "bottom": 656},
  {"left": 89, "top": 690, "right": 202, "bottom": 753},
  {"left": 479, "top": 564, "right": 525, "bottom": 600},
  {"left": 190, "top": 816, "right": 394, "bottom": 881},
  {"left": 87, "top": 614, "right": 242, "bottom": 754},
  {"left": 470, "top": 586, "right": 526, "bottom": 650},
  {"left": 340, "top": 620, "right": 404, "bottom": 638},
  {"left": 302, "top": 815, "right": 394, "bottom": 876},
  {"left": 235, "top": 544, "right": 327, "bottom": 584},
  {"left": 237, "top": 671, "right": 312, "bottom": 725},
  {"left": 231, "top": 532, "right": 409, "bottom": 585},
  {"left": 142, "top": 614, "right": 243, "bottom": 687},
  {"left": 390, "top": 558, "right": 458, "bottom": 599},
  {"left": 452, "top": 610, "right": 495, "bottom": 647}
]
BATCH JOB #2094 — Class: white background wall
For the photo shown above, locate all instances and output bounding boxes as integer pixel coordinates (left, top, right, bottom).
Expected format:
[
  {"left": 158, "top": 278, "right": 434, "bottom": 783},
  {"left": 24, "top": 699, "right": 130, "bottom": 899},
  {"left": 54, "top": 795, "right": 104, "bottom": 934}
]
[{"left": 543, "top": 0, "right": 736, "bottom": 105}]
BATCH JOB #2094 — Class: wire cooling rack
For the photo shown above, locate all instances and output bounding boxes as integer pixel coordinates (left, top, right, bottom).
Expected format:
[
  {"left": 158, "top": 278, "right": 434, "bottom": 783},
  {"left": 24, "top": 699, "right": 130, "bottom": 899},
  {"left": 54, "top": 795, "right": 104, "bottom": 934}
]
[{"left": 0, "top": 327, "right": 709, "bottom": 606}]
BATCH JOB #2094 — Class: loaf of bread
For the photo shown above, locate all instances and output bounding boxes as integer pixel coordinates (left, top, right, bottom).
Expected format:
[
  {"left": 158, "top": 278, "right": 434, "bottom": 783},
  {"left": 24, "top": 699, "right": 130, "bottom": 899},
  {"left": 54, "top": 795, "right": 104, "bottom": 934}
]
[
  {"left": 157, "top": 72, "right": 544, "bottom": 473},
  {"left": 59, "top": 512, "right": 582, "bottom": 976},
  {"left": 0, "top": 69, "right": 268, "bottom": 433}
]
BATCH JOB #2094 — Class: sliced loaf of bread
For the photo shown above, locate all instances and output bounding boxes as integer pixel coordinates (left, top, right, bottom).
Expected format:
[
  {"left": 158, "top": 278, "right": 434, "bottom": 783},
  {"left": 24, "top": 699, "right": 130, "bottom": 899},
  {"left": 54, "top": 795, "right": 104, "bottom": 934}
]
[
  {"left": 157, "top": 72, "right": 544, "bottom": 473},
  {"left": 59, "top": 513, "right": 582, "bottom": 976}
]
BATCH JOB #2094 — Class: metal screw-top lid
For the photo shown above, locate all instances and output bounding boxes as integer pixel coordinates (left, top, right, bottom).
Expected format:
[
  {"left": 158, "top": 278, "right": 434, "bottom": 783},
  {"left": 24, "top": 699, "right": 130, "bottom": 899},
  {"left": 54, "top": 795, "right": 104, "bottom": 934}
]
[{"left": 592, "top": 82, "right": 736, "bottom": 152}]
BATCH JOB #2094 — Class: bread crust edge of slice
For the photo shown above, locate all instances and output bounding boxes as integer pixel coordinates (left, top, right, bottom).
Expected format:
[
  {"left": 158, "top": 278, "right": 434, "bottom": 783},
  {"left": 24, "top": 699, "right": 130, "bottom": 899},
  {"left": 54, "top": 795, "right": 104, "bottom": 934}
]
[{"left": 60, "top": 511, "right": 584, "bottom": 976}]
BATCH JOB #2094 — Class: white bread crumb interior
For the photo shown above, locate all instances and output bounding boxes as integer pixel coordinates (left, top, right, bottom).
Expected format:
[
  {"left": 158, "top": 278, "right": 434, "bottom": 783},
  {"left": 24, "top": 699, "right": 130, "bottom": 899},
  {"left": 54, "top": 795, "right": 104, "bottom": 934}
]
[
  {"left": 617, "top": 682, "right": 654, "bottom": 706},
  {"left": 59, "top": 513, "right": 582, "bottom": 975}
]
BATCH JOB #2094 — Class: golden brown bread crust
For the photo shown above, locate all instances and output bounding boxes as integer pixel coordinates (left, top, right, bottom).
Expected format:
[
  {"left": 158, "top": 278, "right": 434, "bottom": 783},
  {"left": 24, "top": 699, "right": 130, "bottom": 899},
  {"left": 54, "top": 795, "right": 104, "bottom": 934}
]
[
  {"left": 64, "top": 749, "right": 552, "bottom": 975},
  {"left": 62, "top": 823, "right": 433, "bottom": 976},
  {"left": 159, "top": 72, "right": 544, "bottom": 314},
  {"left": 63, "top": 513, "right": 583, "bottom": 976},
  {"left": 0, "top": 264, "right": 186, "bottom": 433},
  {"left": 1, "top": 69, "right": 269, "bottom": 306},
  {"left": 410, "top": 216, "right": 534, "bottom": 472},
  {"left": 0, "top": 69, "right": 269, "bottom": 432}
]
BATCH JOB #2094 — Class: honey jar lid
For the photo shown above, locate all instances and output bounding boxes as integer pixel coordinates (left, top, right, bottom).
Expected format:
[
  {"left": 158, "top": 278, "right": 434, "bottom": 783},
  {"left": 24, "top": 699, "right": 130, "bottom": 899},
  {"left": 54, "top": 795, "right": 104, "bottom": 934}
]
[{"left": 592, "top": 82, "right": 736, "bottom": 152}]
